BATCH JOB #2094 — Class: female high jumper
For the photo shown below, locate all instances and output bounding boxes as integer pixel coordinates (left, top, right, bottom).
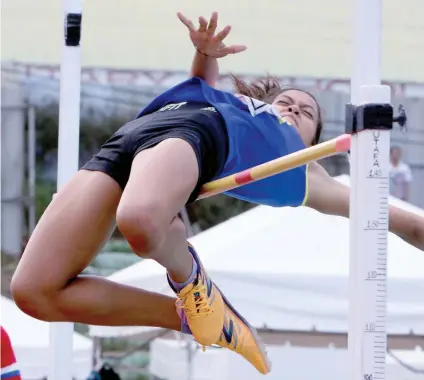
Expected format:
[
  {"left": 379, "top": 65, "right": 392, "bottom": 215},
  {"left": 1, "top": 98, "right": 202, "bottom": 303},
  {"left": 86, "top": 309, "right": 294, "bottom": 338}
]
[{"left": 12, "top": 12, "right": 424, "bottom": 375}]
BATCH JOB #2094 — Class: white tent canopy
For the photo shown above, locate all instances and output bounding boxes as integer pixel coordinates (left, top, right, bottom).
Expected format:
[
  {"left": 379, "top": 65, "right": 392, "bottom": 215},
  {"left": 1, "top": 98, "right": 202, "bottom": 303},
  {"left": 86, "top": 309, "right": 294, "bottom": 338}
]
[
  {"left": 89, "top": 175, "right": 424, "bottom": 338},
  {"left": 149, "top": 339, "right": 424, "bottom": 380},
  {"left": 1, "top": 296, "right": 93, "bottom": 380}
]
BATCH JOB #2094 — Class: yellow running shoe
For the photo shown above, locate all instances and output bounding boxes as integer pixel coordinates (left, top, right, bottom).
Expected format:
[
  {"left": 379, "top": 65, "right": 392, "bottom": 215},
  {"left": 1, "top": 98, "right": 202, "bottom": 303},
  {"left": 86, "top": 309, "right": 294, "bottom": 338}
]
[
  {"left": 167, "top": 243, "right": 225, "bottom": 346},
  {"left": 171, "top": 244, "right": 271, "bottom": 375},
  {"left": 213, "top": 287, "right": 271, "bottom": 375}
]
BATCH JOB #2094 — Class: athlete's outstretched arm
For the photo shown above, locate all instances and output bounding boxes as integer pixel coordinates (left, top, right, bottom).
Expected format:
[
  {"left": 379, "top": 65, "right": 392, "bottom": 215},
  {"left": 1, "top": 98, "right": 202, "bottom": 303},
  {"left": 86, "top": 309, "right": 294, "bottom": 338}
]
[
  {"left": 190, "top": 50, "right": 219, "bottom": 88},
  {"left": 177, "top": 11, "right": 246, "bottom": 87},
  {"left": 306, "top": 162, "right": 424, "bottom": 251}
]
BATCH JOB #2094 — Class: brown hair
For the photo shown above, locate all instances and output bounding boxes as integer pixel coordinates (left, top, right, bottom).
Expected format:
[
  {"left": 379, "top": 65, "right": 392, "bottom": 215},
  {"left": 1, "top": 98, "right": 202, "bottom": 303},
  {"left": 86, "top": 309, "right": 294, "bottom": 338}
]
[{"left": 232, "top": 75, "right": 323, "bottom": 145}]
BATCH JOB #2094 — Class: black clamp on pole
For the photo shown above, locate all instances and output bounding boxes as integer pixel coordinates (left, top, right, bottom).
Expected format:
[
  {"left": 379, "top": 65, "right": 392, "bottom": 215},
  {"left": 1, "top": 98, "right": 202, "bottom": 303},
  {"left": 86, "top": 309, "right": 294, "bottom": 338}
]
[
  {"left": 345, "top": 103, "right": 407, "bottom": 134},
  {"left": 65, "top": 13, "right": 82, "bottom": 47}
]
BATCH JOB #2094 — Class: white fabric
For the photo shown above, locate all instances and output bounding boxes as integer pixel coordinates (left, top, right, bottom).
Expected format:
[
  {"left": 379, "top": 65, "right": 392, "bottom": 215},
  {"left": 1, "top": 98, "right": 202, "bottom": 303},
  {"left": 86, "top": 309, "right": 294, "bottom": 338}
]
[
  {"left": 149, "top": 338, "right": 424, "bottom": 380},
  {"left": 1, "top": 296, "right": 93, "bottom": 380},
  {"left": 1, "top": 362, "right": 20, "bottom": 376},
  {"left": 89, "top": 175, "right": 424, "bottom": 338}
]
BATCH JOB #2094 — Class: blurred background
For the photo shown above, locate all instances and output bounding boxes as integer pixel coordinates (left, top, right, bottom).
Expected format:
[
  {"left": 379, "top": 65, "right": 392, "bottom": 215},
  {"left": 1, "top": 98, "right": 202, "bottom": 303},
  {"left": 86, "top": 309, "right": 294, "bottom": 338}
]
[{"left": 1, "top": 0, "right": 423, "bottom": 379}]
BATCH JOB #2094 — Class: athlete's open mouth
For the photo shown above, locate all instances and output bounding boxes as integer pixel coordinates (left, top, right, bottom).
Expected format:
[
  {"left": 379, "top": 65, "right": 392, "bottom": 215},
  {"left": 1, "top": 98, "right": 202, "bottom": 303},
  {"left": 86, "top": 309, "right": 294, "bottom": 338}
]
[{"left": 282, "top": 115, "right": 297, "bottom": 127}]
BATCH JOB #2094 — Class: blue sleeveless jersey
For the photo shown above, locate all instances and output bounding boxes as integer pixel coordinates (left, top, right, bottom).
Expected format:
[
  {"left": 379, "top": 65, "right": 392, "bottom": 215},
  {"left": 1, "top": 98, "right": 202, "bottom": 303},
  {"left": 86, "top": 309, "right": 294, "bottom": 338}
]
[{"left": 136, "top": 77, "right": 308, "bottom": 207}]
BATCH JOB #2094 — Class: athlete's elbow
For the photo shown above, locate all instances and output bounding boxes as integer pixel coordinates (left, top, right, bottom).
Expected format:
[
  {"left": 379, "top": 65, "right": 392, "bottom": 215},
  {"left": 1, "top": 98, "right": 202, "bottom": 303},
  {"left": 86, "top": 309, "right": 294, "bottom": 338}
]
[
  {"left": 407, "top": 216, "right": 424, "bottom": 250},
  {"left": 389, "top": 208, "right": 424, "bottom": 250}
]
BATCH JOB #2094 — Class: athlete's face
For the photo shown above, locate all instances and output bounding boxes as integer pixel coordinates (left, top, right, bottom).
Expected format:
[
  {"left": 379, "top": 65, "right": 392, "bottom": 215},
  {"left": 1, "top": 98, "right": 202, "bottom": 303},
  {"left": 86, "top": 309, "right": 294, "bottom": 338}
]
[{"left": 272, "top": 90, "right": 320, "bottom": 146}]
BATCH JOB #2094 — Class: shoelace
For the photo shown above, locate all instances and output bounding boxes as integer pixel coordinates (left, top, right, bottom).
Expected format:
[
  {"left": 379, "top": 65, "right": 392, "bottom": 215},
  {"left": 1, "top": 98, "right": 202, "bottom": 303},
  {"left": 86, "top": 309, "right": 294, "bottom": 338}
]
[
  {"left": 176, "top": 283, "right": 213, "bottom": 319},
  {"left": 176, "top": 283, "right": 213, "bottom": 352}
]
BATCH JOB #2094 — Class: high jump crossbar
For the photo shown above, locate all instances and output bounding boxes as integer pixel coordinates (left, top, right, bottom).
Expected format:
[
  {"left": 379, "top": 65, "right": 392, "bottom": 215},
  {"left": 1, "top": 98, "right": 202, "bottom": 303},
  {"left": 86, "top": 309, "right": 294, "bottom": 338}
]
[{"left": 198, "top": 134, "right": 351, "bottom": 199}]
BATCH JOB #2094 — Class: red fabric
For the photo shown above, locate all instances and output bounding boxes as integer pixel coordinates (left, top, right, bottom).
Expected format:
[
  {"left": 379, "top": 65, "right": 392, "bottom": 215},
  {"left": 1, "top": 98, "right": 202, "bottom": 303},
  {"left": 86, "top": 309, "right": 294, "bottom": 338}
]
[{"left": 1, "top": 326, "right": 21, "bottom": 380}]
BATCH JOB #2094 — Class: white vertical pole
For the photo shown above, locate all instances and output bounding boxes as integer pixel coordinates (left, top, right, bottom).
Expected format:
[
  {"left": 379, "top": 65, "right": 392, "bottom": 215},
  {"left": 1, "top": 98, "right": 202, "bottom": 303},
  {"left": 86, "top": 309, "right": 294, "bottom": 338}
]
[
  {"left": 349, "top": 1, "right": 391, "bottom": 380},
  {"left": 351, "top": 0, "right": 383, "bottom": 104},
  {"left": 49, "top": 1, "right": 83, "bottom": 379},
  {"left": 27, "top": 105, "right": 36, "bottom": 234}
]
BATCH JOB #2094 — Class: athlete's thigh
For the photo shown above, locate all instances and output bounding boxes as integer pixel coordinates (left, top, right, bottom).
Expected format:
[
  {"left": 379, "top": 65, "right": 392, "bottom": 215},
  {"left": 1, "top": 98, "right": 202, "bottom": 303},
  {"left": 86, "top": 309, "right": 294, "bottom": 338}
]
[
  {"left": 120, "top": 137, "right": 199, "bottom": 226},
  {"left": 118, "top": 104, "right": 229, "bottom": 226},
  {"left": 14, "top": 170, "right": 122, "bottom": 289}
]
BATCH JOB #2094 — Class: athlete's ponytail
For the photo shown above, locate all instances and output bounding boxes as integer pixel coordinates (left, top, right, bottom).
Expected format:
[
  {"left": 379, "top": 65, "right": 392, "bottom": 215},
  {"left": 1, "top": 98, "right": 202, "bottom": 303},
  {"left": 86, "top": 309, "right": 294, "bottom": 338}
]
[{"left": 231, "top": 75, "right": 282, "bottom": 103}]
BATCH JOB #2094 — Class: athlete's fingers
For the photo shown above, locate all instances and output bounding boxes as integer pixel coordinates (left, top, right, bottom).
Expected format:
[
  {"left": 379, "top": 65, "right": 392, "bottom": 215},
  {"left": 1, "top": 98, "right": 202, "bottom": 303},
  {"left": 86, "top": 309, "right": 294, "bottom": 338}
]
[
  {"left": 218, "top": 45, "right": 248, "bottom": 55},
  {"left": 215, "top": 25, "right": 231, "bottom": 42},
  {"left": 206, "top": 11, "right": 218, "bottom": 35},
  {"left": 198, "top": 16, "right": 208, "bottom": 32},
  {"left": 177, "top": 12, "right": 196, "bottom": 33}
]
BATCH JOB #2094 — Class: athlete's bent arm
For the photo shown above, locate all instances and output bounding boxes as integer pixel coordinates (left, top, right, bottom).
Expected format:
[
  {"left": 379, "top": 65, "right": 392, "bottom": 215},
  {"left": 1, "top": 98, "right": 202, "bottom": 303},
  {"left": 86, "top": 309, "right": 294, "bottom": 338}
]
[
  {"left": 306, "top": 162, "right": 424, "bottom": 251},
  {"left": 190, "top": 50, "right": 219, "bottom": 87}
]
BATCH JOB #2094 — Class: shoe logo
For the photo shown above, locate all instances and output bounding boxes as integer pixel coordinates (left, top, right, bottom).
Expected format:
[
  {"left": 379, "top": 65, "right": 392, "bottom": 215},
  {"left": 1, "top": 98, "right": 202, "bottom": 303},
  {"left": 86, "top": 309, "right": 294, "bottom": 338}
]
[
  {"left": 206, "top": 276, "right": 213, "bottom": 298},
  {"left": 222, "top": 319, "right": 234, "bottom": 344},
  {"left": 199, "top": 269, "right": 213, "bottom": 299},
  {"left": 221, "top": 312, "right": 239, "bottom": 348}
]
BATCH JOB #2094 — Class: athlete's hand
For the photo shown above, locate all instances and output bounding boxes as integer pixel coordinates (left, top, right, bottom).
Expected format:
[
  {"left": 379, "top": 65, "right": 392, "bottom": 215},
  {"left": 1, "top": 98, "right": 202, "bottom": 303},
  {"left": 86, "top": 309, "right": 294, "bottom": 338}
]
[{"left": 177, "top": 11, "right": 247, "bottom": 58}]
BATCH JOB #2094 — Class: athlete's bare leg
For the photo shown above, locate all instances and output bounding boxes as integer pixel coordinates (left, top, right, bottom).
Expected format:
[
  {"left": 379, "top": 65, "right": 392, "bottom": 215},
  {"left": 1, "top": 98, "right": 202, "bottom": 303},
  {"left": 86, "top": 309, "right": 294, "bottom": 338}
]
[
  {"left": 11, "top": 170, "right": 180, "bottom": 329},
  {"left": 116, "top": 138, "right": 200, "bottom": 283}
]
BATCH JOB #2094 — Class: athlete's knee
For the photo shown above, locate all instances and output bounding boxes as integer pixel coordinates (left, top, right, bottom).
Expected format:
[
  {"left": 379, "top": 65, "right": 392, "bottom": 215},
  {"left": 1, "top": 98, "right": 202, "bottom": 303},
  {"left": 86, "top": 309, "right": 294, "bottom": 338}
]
[
  {"left": 11, "top": 274, "right": 59, "bottom": 321},
  {"left": 116, "top": 201, "right": 165, "bottom": 256}
]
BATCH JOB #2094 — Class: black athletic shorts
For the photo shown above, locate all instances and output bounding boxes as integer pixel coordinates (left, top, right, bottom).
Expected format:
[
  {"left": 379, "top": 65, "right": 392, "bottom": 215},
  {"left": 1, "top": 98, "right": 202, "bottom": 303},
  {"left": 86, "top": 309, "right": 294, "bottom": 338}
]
[{"left": 81, "top": 102, "right": 229, "bottom": 204}]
